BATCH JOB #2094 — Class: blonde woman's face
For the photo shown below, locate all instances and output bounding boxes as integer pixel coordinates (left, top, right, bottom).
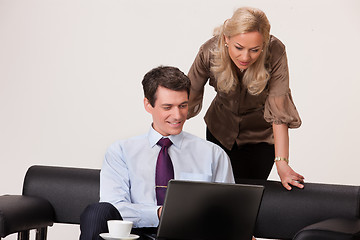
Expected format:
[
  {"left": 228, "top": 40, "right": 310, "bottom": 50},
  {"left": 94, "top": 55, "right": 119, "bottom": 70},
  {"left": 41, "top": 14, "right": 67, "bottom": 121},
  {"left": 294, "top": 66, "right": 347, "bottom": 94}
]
[{"left": 225, "top": 31, "right": 264, "bottom": 71}]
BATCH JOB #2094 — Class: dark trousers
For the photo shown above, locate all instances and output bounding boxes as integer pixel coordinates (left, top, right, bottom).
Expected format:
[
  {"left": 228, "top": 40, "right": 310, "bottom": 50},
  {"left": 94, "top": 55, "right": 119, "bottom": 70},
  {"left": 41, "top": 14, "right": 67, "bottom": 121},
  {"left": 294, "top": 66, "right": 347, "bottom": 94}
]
[
  {"left": 206, "top": 128, "right": 275, "bottom": 180},
  {"left": 80, "top": 202, "right": 157, "bottom": 240},
  {"left": 80, "top": 202, "right": 122, "bottom": 240}
]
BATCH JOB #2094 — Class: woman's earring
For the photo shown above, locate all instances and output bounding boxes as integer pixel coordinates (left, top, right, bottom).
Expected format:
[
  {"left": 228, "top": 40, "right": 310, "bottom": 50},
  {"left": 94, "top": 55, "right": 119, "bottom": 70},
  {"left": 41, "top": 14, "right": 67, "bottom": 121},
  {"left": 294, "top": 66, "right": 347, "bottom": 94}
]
[{"left": 225, "top": 43, "right": 228, "bottom": 48}]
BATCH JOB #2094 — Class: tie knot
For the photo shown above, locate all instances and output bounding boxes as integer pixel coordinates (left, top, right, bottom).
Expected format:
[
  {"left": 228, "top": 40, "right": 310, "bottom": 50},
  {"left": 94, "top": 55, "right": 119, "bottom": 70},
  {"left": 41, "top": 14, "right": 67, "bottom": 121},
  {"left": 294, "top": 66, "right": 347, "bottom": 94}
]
[{"left": 157, "top": 138, "right": 172, "bottom": 148}]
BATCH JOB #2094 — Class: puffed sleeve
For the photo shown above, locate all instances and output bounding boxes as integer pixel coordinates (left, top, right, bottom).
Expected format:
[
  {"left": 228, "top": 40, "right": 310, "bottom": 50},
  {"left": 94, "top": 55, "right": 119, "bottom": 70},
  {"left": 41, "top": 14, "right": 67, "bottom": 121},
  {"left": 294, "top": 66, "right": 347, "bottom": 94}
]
[
  {"left": 187, "top": 39, "right": 213, "bottom": 119},
  {"left": 263, "top": 37, "right": 302, "bottom": 128}
]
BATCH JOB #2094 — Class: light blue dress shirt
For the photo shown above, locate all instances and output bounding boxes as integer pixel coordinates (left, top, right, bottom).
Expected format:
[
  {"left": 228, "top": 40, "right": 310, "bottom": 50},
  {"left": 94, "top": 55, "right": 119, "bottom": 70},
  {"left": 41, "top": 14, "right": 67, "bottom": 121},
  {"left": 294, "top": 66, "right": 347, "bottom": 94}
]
[{"left": 100, "top": 126, "right": 234, "bottom": 228}]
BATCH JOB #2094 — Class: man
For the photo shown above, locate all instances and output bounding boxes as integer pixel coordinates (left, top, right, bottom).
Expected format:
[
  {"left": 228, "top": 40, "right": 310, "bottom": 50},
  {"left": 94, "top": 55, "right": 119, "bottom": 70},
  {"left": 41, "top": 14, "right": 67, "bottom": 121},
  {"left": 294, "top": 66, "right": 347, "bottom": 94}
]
[{"left": 80, "top": 66, "right": 234, "bottom": 240}]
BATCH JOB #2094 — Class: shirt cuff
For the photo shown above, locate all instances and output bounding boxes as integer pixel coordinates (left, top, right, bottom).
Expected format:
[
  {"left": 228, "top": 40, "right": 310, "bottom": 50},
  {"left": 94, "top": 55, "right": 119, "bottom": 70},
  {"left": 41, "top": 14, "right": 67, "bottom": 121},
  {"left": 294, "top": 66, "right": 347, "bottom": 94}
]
[{"left": 135, "top": 205, "right": 160, "bottom": 228}]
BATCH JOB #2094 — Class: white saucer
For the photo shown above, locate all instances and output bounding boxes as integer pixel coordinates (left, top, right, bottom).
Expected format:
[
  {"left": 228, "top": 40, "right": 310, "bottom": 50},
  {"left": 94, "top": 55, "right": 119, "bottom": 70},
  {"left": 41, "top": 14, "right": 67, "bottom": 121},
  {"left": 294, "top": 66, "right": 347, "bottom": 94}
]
[{"left": 99, "top": 233, "right": 139, "bottom": 240}]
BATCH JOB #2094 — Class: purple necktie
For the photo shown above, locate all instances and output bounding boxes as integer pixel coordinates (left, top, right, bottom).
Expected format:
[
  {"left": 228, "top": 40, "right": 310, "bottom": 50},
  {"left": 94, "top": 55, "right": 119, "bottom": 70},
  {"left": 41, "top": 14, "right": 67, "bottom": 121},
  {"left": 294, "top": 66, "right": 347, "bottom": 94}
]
[{"left": 155, "top": 138, "right": 174, "bottom": 206}]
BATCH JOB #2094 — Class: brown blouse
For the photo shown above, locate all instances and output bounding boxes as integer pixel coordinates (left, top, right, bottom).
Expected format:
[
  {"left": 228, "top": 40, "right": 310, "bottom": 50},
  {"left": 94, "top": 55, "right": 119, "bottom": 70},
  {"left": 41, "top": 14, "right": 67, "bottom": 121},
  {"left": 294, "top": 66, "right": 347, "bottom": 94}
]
[{"left": 187, "top": 35, "right": 302, "bottom": 150}]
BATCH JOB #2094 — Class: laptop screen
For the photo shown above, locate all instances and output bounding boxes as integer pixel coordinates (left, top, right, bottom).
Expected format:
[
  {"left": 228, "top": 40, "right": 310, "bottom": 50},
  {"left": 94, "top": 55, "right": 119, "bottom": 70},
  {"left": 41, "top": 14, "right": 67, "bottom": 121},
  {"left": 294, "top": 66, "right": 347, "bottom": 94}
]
[{"left": 156, "top": 180, "right": 264, "bottom": 240}]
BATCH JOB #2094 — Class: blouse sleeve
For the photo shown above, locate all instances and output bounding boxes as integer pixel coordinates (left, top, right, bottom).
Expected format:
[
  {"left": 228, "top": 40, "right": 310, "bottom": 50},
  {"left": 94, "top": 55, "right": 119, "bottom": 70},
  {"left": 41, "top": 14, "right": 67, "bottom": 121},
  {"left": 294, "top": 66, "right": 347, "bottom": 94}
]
[
  {"left": 187, "top": 42, "right": 212, "bottom": 119},
  {"left": 263, "top": 37, "right": 302, "bottom": 128}
]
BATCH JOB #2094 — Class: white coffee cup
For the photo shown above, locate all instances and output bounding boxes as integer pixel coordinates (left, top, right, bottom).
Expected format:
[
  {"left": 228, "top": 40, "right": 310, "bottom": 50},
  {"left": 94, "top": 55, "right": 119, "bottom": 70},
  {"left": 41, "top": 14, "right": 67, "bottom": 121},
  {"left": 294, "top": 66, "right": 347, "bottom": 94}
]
[{"left": 107, "top": 220, "right": 133, "bottom": 238}]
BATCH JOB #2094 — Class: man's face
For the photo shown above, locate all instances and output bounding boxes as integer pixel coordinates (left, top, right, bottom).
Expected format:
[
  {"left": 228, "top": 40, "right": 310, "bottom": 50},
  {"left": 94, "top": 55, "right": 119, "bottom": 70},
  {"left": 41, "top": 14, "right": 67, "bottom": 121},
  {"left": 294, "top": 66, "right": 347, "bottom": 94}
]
[{"left": 144, "top": 86, "right": 188, "bottom": 136}]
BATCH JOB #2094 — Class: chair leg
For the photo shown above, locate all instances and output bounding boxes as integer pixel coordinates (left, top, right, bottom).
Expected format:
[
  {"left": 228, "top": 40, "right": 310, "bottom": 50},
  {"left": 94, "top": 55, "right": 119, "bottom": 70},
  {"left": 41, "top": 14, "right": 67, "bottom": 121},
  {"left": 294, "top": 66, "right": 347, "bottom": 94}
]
[
  {"left": 17, "top": 230, "right": 30, "bottom": 240},
  {"left": 35, "top": 227, "right": 47, "bottom": 240}
]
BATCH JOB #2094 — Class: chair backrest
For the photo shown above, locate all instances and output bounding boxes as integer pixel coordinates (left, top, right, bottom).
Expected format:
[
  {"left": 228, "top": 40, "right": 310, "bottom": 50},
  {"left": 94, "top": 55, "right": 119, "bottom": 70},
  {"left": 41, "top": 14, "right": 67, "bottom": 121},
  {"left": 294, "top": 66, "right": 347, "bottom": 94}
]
[
  {"left": 22, "top": 165, "right": 100, "bottom": 224},
  {"left": 236, "top": 179, "right": 360, "bottom": 239}
]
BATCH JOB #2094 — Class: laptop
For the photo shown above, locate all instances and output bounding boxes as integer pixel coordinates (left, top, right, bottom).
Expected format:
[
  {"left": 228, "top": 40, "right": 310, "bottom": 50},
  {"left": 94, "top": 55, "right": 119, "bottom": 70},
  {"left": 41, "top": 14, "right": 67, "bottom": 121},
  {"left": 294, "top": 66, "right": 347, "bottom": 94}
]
[{"left": 147, "top": 180, "right": 264, "bottom": 240}]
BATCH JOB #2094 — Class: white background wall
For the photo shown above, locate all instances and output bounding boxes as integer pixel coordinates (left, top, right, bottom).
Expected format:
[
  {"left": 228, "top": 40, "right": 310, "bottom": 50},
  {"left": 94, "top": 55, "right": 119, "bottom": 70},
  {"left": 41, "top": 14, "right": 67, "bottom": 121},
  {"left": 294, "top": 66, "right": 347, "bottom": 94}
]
[{"left": 1, "top": 0, "right": 360, "bottom": 239}]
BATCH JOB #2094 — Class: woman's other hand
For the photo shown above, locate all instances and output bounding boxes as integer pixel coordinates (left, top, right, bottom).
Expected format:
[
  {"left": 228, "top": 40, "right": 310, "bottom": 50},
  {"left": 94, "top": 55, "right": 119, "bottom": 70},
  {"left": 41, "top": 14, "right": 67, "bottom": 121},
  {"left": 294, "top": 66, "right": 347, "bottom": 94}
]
[{"left": 276, "top": 160, "right": 304, "bottom": 190}]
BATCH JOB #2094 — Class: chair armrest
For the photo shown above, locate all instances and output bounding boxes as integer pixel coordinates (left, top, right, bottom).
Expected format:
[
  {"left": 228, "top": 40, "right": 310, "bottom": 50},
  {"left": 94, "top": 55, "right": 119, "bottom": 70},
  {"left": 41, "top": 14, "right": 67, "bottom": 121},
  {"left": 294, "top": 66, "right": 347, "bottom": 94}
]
[
  {"left": 0, "top": 195, "right": 54, "bottom": 237},
  {"left": 23, "top": 165, "right": 100, "bottom": 224},
  {"left": 293, "top": 217, "right": 360, "bottom": 240}
]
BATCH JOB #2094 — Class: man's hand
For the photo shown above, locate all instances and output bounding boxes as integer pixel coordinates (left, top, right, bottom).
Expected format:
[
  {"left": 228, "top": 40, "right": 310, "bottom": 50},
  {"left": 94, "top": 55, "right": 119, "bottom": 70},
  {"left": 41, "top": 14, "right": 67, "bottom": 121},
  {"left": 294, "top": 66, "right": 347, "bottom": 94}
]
[{"left": 157, "top": 206, "right": 163, "bottom": 219}]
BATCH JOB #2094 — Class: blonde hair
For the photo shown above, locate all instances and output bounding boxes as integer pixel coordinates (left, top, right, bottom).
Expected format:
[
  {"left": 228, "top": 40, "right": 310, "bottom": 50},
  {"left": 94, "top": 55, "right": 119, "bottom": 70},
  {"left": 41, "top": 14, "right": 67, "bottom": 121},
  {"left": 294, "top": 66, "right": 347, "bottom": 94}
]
[{"left": 211, "top": 7, "right": 271, "bottom": 95}]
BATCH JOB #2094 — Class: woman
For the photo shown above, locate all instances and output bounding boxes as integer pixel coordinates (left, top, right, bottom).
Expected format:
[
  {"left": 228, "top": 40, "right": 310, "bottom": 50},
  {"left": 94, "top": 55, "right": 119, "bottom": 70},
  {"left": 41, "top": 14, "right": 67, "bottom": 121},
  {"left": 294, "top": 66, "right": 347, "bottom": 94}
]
[{"left": 187, "top": 7, "right": 304, "bottom": 190}]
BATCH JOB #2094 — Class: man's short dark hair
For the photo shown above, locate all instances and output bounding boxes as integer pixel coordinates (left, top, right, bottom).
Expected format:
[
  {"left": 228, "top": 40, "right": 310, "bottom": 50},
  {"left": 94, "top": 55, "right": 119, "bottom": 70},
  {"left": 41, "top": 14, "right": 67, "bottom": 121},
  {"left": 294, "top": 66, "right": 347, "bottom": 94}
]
[{"left": 142, "top": 66, "right": 191, "bottom": 107}]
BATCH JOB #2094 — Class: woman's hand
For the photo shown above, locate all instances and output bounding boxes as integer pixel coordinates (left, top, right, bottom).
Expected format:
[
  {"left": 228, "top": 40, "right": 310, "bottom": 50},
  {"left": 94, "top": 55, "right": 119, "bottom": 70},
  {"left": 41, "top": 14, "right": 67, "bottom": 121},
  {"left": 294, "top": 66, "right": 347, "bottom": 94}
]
[
  {"left": 272, "top": 123, "right": 304, "bottom": 190},
  {"left": 276, "top": 160, "right": 304, "bottom": 190}
]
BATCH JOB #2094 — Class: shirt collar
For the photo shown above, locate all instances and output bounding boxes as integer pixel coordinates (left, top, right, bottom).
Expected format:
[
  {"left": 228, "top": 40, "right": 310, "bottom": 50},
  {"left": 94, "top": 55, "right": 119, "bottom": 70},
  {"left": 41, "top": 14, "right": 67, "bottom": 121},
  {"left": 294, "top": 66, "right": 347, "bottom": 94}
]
[{"left": 147, "top": 125, "right": 184, "bottom": 149}]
